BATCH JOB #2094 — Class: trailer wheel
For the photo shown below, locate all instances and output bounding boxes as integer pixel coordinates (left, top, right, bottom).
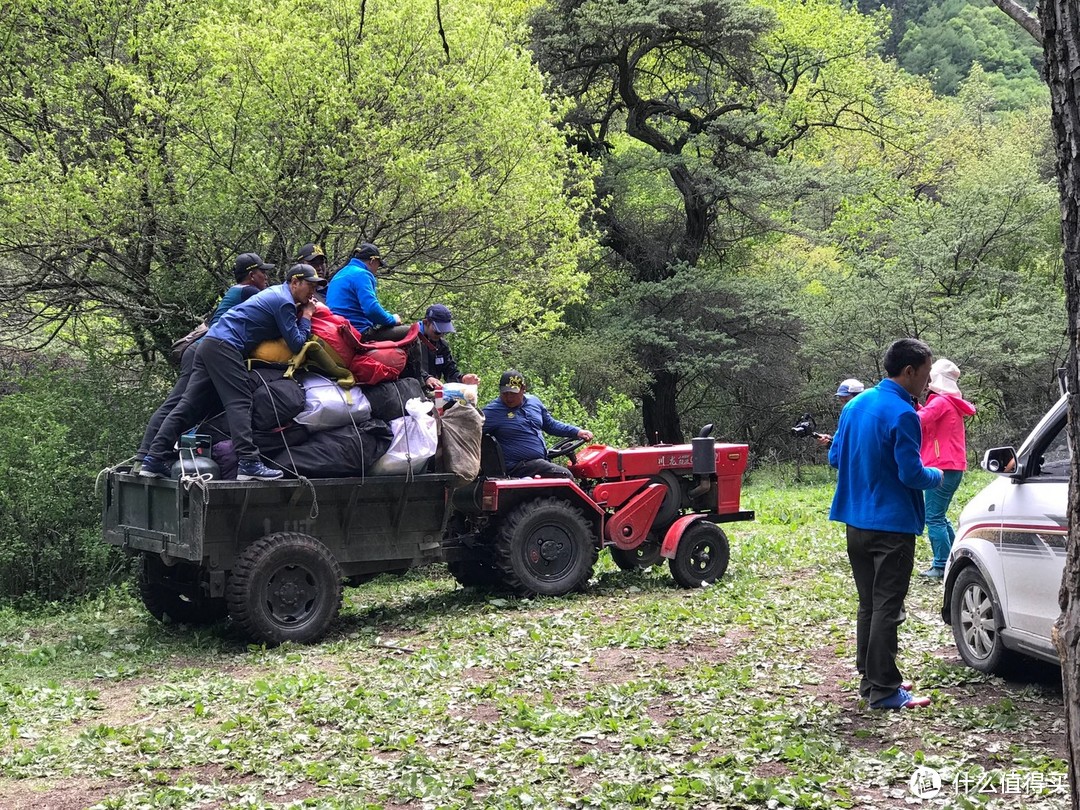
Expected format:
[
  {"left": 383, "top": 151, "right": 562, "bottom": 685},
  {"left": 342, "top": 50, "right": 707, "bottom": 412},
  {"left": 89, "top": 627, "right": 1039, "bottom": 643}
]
[
  {"left": 137, "top": 555, "right": 227, "bottom": 626},
  {"left": 226, "top": 533, "right": 342, "bottom": 645},
  {"left": 668, "top": 522, "right": 730, "bottom": 588},
  {"left": 495, "top": 498, "right": 595, "bottom": 597},
  {"left": 610, "top": 532, "right": 663, "bottom": 571}
]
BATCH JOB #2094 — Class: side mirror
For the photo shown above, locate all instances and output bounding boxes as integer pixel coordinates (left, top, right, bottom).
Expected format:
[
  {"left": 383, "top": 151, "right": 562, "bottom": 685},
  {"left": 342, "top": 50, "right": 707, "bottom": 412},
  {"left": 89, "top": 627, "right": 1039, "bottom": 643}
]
[{"left": 983, "top": 447, "right": 1018, "bottom": 475}]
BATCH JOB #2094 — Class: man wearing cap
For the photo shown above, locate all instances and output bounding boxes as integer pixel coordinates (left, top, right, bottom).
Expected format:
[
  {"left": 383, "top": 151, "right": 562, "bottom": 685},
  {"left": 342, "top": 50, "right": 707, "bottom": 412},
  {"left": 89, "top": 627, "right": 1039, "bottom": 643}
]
[
  {"left": 481, "top": 370, "right": 593, "bottom": 479},
  {"left": 294, "top": 243, "right": 329, "bottom": 303},
  {"left": 135, "top": 253, "right": 273, "bottom": 470},
  {"left": 829, "top": 338, "right": 942, "bottom": 710},
  {"left": 417, "top": 304, "right": 480, "bottom": 389},
  {"left": 816, "top": 378, "right": 866, "bottom": 447},
  {"left": 326, "top": 241, "right": 409, "bottom": 340},
  {"left": 140, "top": 264, "right": 326, "bottom": 482}
]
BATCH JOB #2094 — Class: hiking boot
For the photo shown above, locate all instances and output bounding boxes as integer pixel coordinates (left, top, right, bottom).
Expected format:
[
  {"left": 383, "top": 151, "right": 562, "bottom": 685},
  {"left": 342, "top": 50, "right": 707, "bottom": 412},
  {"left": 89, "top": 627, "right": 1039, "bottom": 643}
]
[
  {"left": 919, "top": 567, "right": 944, "bottom": 580},
  {"left": 138, "top": 456, "right": 171, "bottom": 479},
  {"left": 237, "top": 459, "right": 284, "bottom": 481},
  {"left": 871, "top": 687, "right": 931, "bottom": 710}
]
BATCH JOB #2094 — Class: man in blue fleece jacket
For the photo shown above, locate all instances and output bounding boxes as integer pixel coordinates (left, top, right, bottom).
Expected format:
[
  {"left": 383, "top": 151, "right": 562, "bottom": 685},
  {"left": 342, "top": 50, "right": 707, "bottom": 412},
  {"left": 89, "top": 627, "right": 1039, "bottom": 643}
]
[
  {"left": 829, "top": 338, "right": 943, "bottom": 710},
  {"left": 141, "top": 264, "right": 326, "bottom": 481},
  {"left": 326, "top": 242, "right": 409, "bottom": 340}
]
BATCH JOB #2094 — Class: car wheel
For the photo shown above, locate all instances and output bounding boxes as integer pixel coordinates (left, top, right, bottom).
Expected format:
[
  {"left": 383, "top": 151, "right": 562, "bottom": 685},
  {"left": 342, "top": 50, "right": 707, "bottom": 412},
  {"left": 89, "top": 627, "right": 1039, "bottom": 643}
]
[{"left": 951, "top": 566, "right": 1014, "bottom": 675}]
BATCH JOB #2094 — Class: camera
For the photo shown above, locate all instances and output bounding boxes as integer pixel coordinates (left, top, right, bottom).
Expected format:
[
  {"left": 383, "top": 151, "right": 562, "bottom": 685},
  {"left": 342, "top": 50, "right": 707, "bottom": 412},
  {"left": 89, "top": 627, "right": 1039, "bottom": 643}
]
[{"left": 790, "top": 413, "right": 818, "bottom": 438}]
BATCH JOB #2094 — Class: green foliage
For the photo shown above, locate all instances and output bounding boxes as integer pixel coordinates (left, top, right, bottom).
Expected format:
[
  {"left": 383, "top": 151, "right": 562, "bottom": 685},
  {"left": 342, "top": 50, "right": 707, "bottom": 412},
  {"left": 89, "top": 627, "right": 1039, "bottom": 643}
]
[
  {"left": 0, "top": 357, "right": 156, "bottom": 601},
  {"left": 895, "top": 0, "right": 1046, "bottom": 108}
]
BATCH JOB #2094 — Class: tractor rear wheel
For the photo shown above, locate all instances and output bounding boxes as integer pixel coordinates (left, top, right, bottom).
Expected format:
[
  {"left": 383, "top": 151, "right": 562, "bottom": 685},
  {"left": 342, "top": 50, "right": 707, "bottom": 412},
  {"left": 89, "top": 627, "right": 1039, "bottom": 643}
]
[
  {"left": 494, "top": 498, "right": 595, "bottom": 597},
  {"left": 137, "top": 554, "right": 227, "bottom": 626},
  {"left": 226, "top": 532, "right": 342, "bottom": 645},
  {"left": 668, "top": 522, "right": 730, "bottom": 588},
  {"left": 610, "top": 532, "right": 663, "bottom": 571}
]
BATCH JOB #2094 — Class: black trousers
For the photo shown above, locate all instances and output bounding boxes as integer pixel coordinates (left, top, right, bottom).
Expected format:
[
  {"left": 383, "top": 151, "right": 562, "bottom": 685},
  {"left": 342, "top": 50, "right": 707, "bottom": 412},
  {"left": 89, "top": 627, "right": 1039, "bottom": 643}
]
[
  {"left": 148, "top": 338, "right": 259, "bottom": 461},
  {"left": 510, "top": 458, "right": 574, "bottom": 479},
  {"left": 846, "top": 526, "right": 914, "bottom": 704},
  {"left": 138, "top": 346, "right": 197, "bottom": 456}
]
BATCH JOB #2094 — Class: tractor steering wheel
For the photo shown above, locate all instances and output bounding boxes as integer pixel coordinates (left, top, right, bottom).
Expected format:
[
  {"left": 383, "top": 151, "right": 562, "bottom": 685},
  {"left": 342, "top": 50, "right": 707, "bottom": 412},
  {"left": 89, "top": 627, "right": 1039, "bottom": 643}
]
[{"left": 547, "top": 437, "right": 587, "bottom": 463}]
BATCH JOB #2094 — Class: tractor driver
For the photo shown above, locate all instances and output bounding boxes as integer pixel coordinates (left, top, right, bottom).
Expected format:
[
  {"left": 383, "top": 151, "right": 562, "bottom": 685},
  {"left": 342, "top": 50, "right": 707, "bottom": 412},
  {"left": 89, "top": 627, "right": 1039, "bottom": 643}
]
[{"left": 481, "top": 369, "right": 593, "bottom": 479}]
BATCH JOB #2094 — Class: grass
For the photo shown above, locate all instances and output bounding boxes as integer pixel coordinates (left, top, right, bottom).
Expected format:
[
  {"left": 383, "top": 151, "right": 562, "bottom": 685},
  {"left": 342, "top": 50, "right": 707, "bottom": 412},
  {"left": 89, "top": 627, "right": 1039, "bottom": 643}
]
[{"left": 0, "top": 469, "right": 1068, "bottom": 809}]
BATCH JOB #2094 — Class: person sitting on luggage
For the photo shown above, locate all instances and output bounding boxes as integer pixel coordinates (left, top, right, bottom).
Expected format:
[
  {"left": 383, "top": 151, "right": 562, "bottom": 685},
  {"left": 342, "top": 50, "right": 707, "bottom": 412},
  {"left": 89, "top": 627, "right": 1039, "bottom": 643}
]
[
  {"left": 135, "top": 252, "right": 273, "bottom": 470},
  {"left": 140, "top": 264, "right": 326, "bottom": 482},
  {"left": 417, "top": 303, "right": 480, "bottom": 390},
  {"left": 481, "top": 369, "right": 592, "bottom": 479},
  {"left": 325, "top": 241, "right": 410, "bottom": 340},
  {"left": 294, "top": 242, "right": 329, "bottom": 303}
]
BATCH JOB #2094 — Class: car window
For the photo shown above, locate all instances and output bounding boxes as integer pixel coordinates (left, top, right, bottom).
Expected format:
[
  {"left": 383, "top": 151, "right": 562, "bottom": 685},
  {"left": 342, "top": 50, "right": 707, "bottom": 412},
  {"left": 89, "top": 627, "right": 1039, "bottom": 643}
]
[{"left": 1032, "top": 418, "right": 1070, "bottom": 478}]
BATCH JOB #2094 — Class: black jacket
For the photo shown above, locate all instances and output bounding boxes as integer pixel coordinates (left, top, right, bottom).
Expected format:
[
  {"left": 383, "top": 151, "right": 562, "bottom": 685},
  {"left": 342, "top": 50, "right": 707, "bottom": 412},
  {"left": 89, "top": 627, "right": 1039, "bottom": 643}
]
[{"left": 418, "top": 327, "right": 464, "bottom": 383}]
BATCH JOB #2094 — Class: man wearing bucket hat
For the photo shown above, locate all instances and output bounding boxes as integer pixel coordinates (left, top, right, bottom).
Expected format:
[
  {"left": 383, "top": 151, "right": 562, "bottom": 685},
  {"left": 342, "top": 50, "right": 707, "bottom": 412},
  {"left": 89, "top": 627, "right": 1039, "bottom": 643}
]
[
  {"left": 140, "top": 264, "right": 327, "bottom": 482},
  {"left": 326, "top": 241, "right": 410, "bottom": 340},
  {"left": 482, "top": 369, "right": 593, "bottom": 479},
  {"left": 815, "top": 378, "right": 866, "bottom": 446},
  {"left": 917, "top": 358, "right": 976, "bottom": 579},
  {"left": 417, "top": 304, "right": 480, "bottom": 389}
]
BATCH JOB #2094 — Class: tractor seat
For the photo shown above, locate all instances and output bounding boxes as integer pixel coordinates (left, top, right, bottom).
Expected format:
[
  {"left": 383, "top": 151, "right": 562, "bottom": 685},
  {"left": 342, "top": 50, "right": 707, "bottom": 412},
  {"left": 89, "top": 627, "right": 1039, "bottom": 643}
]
[{"left": 479, "top": 433, "right": 508, "bottom": 479}]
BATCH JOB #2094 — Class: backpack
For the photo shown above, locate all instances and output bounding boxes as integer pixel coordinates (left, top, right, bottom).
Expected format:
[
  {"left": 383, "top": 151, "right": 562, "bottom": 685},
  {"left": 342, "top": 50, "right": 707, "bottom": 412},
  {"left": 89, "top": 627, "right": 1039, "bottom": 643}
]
[{"left": 168, "top": 321, "right": 209, "bottom": 367}]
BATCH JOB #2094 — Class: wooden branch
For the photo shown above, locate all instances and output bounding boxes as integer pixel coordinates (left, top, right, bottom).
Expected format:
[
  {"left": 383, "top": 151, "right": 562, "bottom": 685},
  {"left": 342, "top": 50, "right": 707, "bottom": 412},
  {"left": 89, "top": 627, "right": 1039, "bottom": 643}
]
[{"left": 990, "top": 0, "right": 1043, "bottom": 43}]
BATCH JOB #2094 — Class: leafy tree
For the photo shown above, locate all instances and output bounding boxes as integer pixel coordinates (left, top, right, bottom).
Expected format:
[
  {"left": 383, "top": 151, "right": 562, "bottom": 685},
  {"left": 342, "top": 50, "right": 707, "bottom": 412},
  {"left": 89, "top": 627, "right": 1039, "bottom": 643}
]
[
  {"left": 0, "top": 0, "right": 597, "bottom": 359},
  {"left": 531, "top": 0, "right": 894, "bottom": 441}
]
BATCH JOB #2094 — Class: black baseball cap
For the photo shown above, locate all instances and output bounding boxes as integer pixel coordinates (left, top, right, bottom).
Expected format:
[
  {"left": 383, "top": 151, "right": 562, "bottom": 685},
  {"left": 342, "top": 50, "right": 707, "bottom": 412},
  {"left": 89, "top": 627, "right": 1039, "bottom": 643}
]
[
  {"left": 285, "top": 263, "right": 328, "bottom": 287},
  {"left": 233, "top": 252, "right": 274, "bottom": 282},
  {"left": 499, "top": 369, "right": 526, "bottom": 394},
  {"left": 295, "top": 242, "right": 326, "bottom": 265},
  {"left": 354, "top": 242, "right": 389, "bottom": 267}
]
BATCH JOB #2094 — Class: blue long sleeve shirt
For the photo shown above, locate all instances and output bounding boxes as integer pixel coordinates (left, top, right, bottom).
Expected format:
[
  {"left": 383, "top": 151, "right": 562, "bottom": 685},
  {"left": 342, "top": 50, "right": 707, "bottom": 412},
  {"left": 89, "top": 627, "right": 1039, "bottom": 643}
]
[
  {"left": 325, "top": 258, "right": 395, "bottom": 333},
  {"left": 207, "top": 283, "right": 311, "bottom": 355},
  {"left": 829, "top": 378, "right": 943, "bottom": 534},
  {"left": 481, "top": 394, "right": 582, "bottom": 471}
]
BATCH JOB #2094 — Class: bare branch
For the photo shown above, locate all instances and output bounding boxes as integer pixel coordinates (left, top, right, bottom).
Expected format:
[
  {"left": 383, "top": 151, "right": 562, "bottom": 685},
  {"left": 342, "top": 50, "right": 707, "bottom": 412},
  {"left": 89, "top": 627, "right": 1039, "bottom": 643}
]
[{"left": 990, "top": 0, "right": 1043, "bottom": 43}]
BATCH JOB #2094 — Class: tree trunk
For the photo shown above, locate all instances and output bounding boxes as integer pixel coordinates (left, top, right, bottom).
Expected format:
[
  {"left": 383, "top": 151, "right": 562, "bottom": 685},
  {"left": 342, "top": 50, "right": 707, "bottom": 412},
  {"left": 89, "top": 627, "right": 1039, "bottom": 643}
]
[
  {"left": 642, "top": 368, "right": 683, "bottom": 444},
  {"left": 1042, "top": 1, "right": 1080, "bottom": 806}
]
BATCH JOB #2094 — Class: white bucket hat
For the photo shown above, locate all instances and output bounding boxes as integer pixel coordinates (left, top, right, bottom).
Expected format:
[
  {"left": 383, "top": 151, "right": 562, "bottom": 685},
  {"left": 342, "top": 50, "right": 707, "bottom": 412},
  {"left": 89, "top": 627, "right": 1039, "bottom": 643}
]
[{"left": 929, "top": 358, "right": 961, "bottom": 396}]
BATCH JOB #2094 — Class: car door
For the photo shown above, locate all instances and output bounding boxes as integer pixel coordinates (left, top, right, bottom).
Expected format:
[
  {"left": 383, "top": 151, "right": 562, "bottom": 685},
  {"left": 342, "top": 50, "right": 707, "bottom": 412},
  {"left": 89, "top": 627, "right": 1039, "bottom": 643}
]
[{"left": 996, "top": 404, "right": 1069, "bottom": 638}]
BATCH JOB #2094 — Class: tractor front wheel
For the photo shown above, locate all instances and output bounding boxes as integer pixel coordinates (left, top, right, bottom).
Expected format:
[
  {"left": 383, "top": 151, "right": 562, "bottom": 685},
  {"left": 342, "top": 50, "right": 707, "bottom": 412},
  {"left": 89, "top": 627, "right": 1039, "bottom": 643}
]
[
  {"left": 668, "top": 522, "right": 730, "bottom": 588},
  {"left": 495, "top": 498, "right": 596, "bottom": 597},
  {"left": 226, "top": 532, "right": 342, "bottom": 645}
]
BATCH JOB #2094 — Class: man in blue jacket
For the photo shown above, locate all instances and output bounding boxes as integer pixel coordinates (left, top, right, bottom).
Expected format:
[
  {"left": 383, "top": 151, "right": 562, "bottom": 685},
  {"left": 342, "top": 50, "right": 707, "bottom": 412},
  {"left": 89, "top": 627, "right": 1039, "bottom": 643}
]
[
  {"left": 482, "top": 370, "right": 592, "bottom": 479},
  {"left": 135, "top": 252, "right": 272, "bottom": 470},
  {"left": 140, "top": 264, "right": 326, "bottom": 481},
  {"left": 829, "top": 338, "right": 943, "bottom": 710},
  {"left": 326, "top": 242, "right": 409, "bottom": 339}
]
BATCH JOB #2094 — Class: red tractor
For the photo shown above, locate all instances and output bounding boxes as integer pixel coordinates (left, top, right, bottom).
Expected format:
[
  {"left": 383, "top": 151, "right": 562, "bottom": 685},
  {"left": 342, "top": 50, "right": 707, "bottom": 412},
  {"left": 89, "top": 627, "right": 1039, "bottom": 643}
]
[{"left": 445, "top": 426, "right": 753, "bottom": 596}]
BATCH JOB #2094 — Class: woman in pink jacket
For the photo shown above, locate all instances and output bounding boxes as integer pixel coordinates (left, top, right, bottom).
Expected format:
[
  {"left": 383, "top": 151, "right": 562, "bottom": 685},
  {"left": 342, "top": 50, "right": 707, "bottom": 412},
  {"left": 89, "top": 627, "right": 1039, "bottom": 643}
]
[{"left": 918, "top": 359, "right": 977, "bottom": 578}]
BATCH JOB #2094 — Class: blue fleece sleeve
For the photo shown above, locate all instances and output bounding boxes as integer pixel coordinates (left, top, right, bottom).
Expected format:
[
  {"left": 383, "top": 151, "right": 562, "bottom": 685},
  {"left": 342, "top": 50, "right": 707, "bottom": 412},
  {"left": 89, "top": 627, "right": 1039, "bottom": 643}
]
[
  {"left": 276, "top": 300, "right": 312, "bottom": 354},
  {"left": 894, "top": 410, "right": 942, "bottom": 490},
  {"left": 355, "top": 270, "right": 396, "bottom": 327},
  {"left": 828, "top": 410, "right": 845, "bottom": 469},
  {"left": 540, "top": 401, "right": 581, "bottom": 438}
]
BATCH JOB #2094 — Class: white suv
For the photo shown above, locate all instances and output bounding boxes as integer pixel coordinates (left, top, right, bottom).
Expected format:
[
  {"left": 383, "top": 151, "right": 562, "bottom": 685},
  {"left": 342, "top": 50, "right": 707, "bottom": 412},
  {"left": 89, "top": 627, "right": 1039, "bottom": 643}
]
[{"left": 942, "top": 394, "right": 1067, "bottom": 674}]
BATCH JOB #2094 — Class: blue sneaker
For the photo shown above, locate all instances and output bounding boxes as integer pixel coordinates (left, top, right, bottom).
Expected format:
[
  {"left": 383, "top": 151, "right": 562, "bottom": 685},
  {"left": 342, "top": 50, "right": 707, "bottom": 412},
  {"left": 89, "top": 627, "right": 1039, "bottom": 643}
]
[
  {"left": 919, "top": 567, "right": 944, "bottom": 580},
  {"left": 237, "top": 459, "right": 283, "bottom": 481},
  {"left": 138, "top": 456, "right": 171, "bottom": 479},
  {"left": 871, "top": 687, "right": 931, "bottom": 710}
]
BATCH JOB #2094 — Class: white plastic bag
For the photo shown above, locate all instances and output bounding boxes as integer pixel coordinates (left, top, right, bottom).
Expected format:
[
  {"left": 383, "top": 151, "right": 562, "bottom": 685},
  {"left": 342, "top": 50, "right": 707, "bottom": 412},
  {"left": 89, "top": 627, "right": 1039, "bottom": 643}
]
[
  {"left": 293, "top": 373, "right": 372, "bottom": 432},
  {"left": 370, "top": 397, "right": 439, "bottom": 474}
]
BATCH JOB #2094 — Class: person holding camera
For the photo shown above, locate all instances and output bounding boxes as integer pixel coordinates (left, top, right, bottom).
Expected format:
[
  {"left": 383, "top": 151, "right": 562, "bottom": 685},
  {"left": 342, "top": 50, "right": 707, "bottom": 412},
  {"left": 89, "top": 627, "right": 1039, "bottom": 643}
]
[
  {"left": 814, "top": 378, "right": 865, "bottom": 446},
  {"left": 829, "top": 339, "right": 942, "bottom": 710}
]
